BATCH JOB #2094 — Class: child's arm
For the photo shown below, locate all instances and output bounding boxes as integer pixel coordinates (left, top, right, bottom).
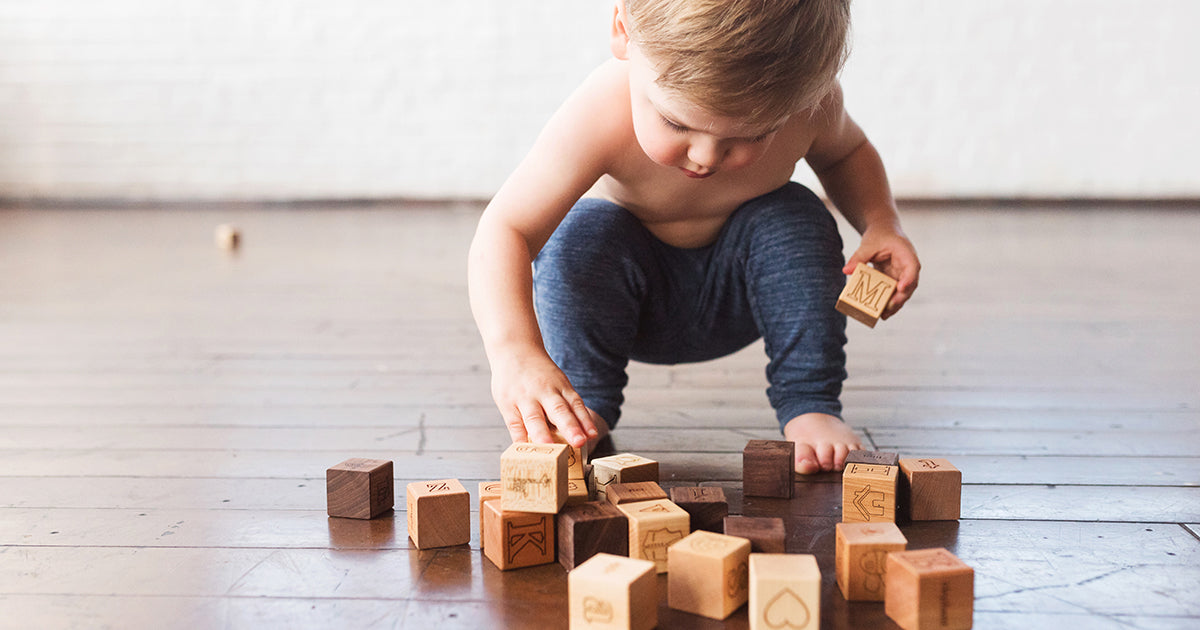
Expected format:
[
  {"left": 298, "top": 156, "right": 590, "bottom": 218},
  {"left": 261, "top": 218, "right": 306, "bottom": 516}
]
[
  {"left": 468, "top": 69, "right": 620, "bottom": 448},
  {"left": 806, "top": 84, "right": 920, "bottom": 319}
]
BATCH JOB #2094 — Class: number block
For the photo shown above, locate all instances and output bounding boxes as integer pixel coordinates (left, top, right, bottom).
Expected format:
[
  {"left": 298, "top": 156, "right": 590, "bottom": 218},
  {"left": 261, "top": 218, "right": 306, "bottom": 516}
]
[
  {"left": 723, "top": 516, "right": 786, "bottom": 554},
  {"left": 669, "top": 486, "right": 729, "bottom": 533},
  {"left": 885, "top": 548, "right": 974, "bottom": 630},
  {"left": 667, "top": 530, "right": 752, "bottom": 620},
  {"left": 743, "top": 440, "right": 794, "bottom": 498},
  {"left": 842, "top": 462, "right": 898, "bottom": 523},
  {"left": 326, "top": 458, "right": 393, "bottom": 520},
  {"left": 500, "top": 442, "right": 569, "bottom": 514},
  {"left": 557, "top": 500, "right": 629, "bottom": 571},
  {"left": 481, "top": 499, "right": 555, "bottom": 570},
  {"left": 478, "top": 480, "right": 502, "bottom": 549},
  {"left": 899, "top": 458, "right": 962, "bottom": 521},
  {"left": 406, "top": 479, "right": 470, "bottom": 549},
  {"left": 605, "top": 481, "right": 668, "bottom": 505},
  {"left": 836, "top": 262, "right": 898, "bottom": 328},
  {"left": 568, "top": 553, "right": 657, "bottom": 630},
  {"left": 835, "top": 522, "right": 908, "bottom": 601},
  {"left": 615, "top": 498, "right": 690, "bottom": 573},
  {"left": 591, "top": 454, "right": 659, "bottom": 502},
  {"left": 748, "top": 553, "right": 821, "bottom": 630},
  {"left": 846, "top": 449, "right": 900, "bottom": 467}
]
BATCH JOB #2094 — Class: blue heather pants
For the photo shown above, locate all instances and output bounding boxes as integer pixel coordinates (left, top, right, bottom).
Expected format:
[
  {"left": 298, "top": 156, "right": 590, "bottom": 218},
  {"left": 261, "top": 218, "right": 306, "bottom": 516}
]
[{"left": 533, "top": 182, "right": 847, "bottom": 432}]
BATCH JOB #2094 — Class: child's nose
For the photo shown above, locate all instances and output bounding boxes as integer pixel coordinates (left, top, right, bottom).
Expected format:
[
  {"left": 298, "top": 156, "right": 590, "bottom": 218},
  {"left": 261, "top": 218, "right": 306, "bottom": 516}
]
[{"left": 687, "top": 140, "right": 724, "bottom": 169}]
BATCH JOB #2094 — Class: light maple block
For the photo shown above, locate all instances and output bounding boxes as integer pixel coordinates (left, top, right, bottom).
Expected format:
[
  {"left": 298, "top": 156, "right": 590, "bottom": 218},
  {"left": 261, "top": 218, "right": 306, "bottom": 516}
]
[
  {"left": 325, "top": 458, "right": 393, "bottom": 520},
  {"left": 481, "top": 499, "right": 555, "bottom": 570},
  {"left": 842, "top": 462, "right": 899, "bottom": 523},
  {"left": 885, "top": 548, "right": 974, "bottom": 630},
  {"left": 478, "top": 480, "right": 502, "bottom": 549},
  {"left": 835, "top": 522, "right": 908, "bottom": 601},
  {"left": 500, "top": 442, "right": 569, "bottom": 514},
  {"left": 748, "top": 553, "right": 821, "bottom": 630},
  {"left": 406, "top": 479, "right": 470, "bottom": 549},
  {"left": 569, "top": 553, "right": 657, "bottom": 630},
  {"left": 552, "top": 429, "right": 590, "bottom": 479},
  {"left": 591, "top": 454, "right": 659, "bottom": 502},
  {"left": 667, "top": 530, "right": 751, "bottom": 620},
  {"left": 615, "top": 498, "right": 689, "bottom": 573},
  {"left": 899, "top": 458, "right": 962, "bottom": 521},
  {"left": 836, "top": 262, "right": 898, "bottom": 328},
  {"left": 566, "top": 477, "right": 591, "bottom": 506}
]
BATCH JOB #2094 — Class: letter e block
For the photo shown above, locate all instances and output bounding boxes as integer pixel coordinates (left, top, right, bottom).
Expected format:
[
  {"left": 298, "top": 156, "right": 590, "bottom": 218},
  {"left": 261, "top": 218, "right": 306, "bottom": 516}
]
[
  {"left": 616, "top": 498, "right": 689, "bottom": 573},
  {"left": 836, "top": 263, "right": 897, "bottom": 328},
  {"left": 326, "top": 458, "right": 393, "bottom": 519},
  {"left": 899, "top": 458, "right": 962, "bottom": 521},
  {"left": 743, "top": 440, "right": 794, "bottom": 498},
  {"left": 670, "top": 486, "right": 729, "bottom": 533},
  {"left": 835, "top": 522, "right": 907, "bottom": 601},
  {"left": 501, "top": 442, "right": 569, "bottom": 514},
  {"left": 668, "top": 531, "right": 751, "bottom": 620},
  {"left": 481, "top": 499, "right": 555, "bottom": 570},
  {"left": 406, "top": 479, "right": 470, "bottom": 549},
  {"left": 557, "top": 500, "right": 629, "bottom": 571},
  {"left": 591, "top": 454, "right": 659, "bottom": 501},
  {"left": 723, "top": 516, "right": 786, "bottom": 554},
  {"left": 885, "top": 548, "right": 974, "bottom": 630},
  {"left": 748, "top": 553, "right": 821, "bottom": 630},
  {"left": 568, "top": 553, "right": 657, "bottom": 630},
  {"left": 842, "top": 463, "right": 898, "bottom": 523}
]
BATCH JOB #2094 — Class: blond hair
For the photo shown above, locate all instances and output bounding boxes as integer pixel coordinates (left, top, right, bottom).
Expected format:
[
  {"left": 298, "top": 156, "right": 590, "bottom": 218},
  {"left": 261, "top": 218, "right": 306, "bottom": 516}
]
[{"left": 625, "top": 0, "right": 851, "bottom": 123}]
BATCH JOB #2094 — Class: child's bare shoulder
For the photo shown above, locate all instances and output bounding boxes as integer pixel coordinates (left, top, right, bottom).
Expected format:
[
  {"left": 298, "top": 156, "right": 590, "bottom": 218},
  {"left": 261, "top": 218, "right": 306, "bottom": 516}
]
[{"left": 547, "top": 60, "right": 633, "bottom": 151}]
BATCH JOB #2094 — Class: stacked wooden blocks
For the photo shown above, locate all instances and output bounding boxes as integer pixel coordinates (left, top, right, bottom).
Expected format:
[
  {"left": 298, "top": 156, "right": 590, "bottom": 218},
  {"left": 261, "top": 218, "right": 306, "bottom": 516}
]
[{"left": 592, "top": 454, "right": 659, "bottom": 501}]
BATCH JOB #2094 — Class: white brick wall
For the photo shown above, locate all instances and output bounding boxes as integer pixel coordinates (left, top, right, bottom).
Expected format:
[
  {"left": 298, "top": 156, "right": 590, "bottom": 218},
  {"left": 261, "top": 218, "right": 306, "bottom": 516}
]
[{"left": 0, "top": 1, "right": 1195, "bottom": 200}]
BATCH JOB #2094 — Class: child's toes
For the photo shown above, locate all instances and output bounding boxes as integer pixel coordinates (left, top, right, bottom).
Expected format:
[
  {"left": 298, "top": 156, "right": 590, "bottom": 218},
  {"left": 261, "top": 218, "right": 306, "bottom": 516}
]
[
  {"left": 794, "top": 445, "right": 822, "bottom": 475},
  {"left": 831, "top": 443, "right": 852, "bottom": 471},
  {"left": 814, "top": 443, "right": 836, "bottom": 471}
]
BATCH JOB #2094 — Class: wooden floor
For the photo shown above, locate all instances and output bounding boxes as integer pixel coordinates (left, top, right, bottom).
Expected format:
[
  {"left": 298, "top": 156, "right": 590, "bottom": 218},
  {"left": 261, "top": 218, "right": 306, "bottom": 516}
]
[{"left": 1, "top": 200, "right": 1198, "bottom": 629}]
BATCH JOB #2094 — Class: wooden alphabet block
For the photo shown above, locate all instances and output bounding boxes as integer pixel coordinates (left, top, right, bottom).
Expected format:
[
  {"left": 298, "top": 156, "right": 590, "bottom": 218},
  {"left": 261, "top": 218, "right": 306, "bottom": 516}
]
[
  {"left": 842, "top": 462, "right": 898, "bottom": 523},
  {"left": 500, "top": 442, "right": 569, "bottom": 514},
  {"left": 669, "top": 486, "right": 729, "bottom": 533},
  {"left": 591, "top": 454, "right": 659, "bottom": 501},
  {"left": 568, "top": 553, "right": 657, "bottom": 630},
  {"left": 326, "top": 458, "right": 393, "bottom": 519},
  {"left": 605, "top": 481, "right": 668, "bottom": 505},
  {"left": 899, "top": 458, "right": 962, "bottom": 521},
  {"left": 846, "top": 449, "right": 900, "bottom": 467},
  {"left": 835, "top": 522, "right": 908, "bottom": 601},
  {"left": 748, "top": 553, "right": 821, "bottom": 630},
  {"left": 552, "top": 430, "right": 590, "bottom": 479},
  {"left": 836, "top": 262, "right": 897, "bottom": 328},
  {"left": 566, "top": 477, "right": 591, "bottom": 506},
  {"left": 481, "top": 499, "right": 555, "bottom": 570},
  {"left": 616, "top": 498, "right": 690, "bottom": 573},
  {"left": 667, "top": 530, "right": 751, "bottom": 620},
  {"left": 406, "top": 478, "right": 470, "bottom": 549},
  {"left": 478, "top": 480, "right": 502, "bottom": 549},
  {"left": 743, "top": 440, "right": 794, "bottom": 498},
  {"left": 557, "top": 500, "right": 629, "bottom": 571},
  {"left": 723, "top": 516, "right": 786, "bottom": 554},
  {"left": 885, "top": 548, "right": 974, "bottom": 630}
]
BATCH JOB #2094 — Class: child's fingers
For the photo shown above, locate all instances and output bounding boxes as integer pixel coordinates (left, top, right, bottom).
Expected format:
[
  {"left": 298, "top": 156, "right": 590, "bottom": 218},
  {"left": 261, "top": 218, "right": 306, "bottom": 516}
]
[
  {"left": 502, "top": 407, "right": 530, "bottom": 444},
  {"left": 545, "top": 394, "right": 589, "bottom": 448},
  {"left": 517, "top": 402, "right": 555, "bottom": 444}
]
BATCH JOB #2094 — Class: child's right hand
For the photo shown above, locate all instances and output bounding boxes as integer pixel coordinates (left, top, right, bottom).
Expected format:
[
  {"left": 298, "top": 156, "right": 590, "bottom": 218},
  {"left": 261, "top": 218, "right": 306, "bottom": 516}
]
[{"left": 490, "top": 351, "right": 598, "bottom": 449}]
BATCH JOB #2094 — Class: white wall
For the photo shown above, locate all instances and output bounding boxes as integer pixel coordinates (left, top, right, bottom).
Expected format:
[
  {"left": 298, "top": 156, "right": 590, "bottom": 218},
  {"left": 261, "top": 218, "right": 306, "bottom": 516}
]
[{"left": 0, "top": 1, "right": 1196, "bottom": 201}]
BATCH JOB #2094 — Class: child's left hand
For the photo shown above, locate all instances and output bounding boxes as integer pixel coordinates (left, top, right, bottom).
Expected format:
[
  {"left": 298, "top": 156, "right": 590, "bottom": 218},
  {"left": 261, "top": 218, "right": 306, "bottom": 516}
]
[{"left": 843, "top": 225, "right": 920, "bottom": 320}]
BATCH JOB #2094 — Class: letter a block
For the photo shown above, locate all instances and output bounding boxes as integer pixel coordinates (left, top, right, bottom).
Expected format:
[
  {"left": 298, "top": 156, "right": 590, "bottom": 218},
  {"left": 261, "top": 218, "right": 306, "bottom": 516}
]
[
  {"left": 406, "top": 479, "right": 470, "bottom": 549},
  {"left": 667, "top": 531, "right": 751, "bottom": 620},
  {"left": 591, "top": 454, "right": 659, "bottom": 501},
  {"left": 885, "top": 548, "right": 974, "bottom": 630},
  {"left": 569, "top": 553, "right": 657, "bottom": 630},
  {"left": 501, "top": 442, "right": 569, "bottom": 514},
  {"left": 557, "top": 500, "right": 629, "bottom": 571},
  {"left": 616, "top": 498, "right": 690, "bottom": 573},
  {"left": 748, "top": 553, "right": 821, "bottom": 630},
  {"left": 899, "top": 458, "right": 962, "bottom": 521},
  {"left": 481, "top": 499, "right": 555, "bottom": 570},
  {"left": 836, "top": 263, "right": 897, "bottom": 328},
  {"left": 326, "top": 458, "right": 393, "bottom": 519},
  {"left": 743, "top": 440, "right": 794, "bottom": 498},
  {"left": 835, "top": 522, "right": 908, "bottom": 601},
  {"left": 842, "top": 462, "right": 898, "bottom": 523}
]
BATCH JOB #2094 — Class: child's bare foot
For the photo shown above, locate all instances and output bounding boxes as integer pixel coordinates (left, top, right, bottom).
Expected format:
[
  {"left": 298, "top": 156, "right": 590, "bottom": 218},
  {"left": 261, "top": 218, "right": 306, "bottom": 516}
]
[{"left": 783, "top": 413, "right": 863, "bottom": 474}]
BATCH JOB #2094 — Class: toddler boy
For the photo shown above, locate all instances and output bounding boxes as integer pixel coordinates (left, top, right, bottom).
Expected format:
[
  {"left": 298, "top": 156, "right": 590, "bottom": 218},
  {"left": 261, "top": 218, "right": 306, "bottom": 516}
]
[{"left": 468, "top": 0, "right": 920, "bottom": 473}]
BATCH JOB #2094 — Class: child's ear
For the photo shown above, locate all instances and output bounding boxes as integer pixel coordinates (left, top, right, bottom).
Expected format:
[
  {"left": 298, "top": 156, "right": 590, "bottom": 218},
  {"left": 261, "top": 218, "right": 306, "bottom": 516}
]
[{"left": 610, "top": 0, "right": 631, "bottom": 60}]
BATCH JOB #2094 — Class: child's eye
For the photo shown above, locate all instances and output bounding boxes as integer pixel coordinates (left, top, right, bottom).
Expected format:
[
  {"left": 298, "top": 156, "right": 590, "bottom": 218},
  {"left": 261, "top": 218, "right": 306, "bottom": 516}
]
[
  {"left": 661, "top": 116, "right": 688, "bottom": 133},
  {"left": 748, "top": 132, "right": 772, "bottom": 143}
]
